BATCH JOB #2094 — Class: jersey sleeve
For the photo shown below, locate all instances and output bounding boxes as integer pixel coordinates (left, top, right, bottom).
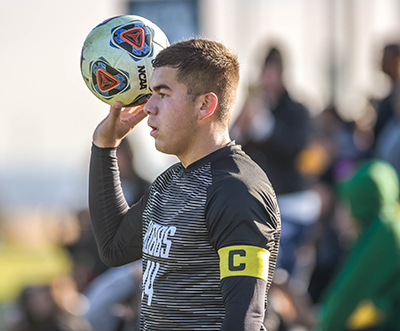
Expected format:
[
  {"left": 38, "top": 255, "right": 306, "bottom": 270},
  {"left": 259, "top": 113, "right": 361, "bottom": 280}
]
[
  {"left": 206, "top": 174, "right": 279, "bottom": 253},
  {"left": 89, "top": 144, "right": 148, "bottom": 267},
  {"left": 205, "top": 175, "right": 280, "bottom": 331}
]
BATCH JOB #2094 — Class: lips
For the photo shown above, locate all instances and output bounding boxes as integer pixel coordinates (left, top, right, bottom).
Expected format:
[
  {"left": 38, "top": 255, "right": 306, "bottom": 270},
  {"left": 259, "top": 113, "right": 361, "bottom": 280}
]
[
  {"left": 150, "top": 127, "right": 158, "bottom": 136},
  {"left": 147, "top": 119, "right": 158, "bottom": 136}
]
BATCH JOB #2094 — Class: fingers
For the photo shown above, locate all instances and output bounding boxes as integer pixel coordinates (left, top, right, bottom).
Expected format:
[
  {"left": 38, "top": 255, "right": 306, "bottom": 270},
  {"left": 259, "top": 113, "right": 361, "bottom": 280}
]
[
  {"left": 93, "top": 101, "right": 148, "bottom": 148},
  {"left": 121, "top": 103, "right": 148, "bottom": 124},
  {"left": 108, "top": 101, "right": 123, "bottom": 122},
  {"left": 124, "top": 103, "right": 145, "bottom": 114},
  {"left": 109, "top": 101, "right": 147, "bottom": 125}
]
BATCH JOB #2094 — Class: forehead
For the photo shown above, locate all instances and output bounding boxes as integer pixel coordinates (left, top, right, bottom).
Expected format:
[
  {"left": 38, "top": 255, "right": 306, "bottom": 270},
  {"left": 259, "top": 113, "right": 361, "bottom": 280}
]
[{"left": 150, "top": 66, "right": 183, "bottom": 90}]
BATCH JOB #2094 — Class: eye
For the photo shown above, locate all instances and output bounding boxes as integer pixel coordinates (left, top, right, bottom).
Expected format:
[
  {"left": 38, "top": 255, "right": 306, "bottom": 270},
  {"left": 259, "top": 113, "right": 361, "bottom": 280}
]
[{"left": 160, "top": 93, "right": 167, "bottom": 99}]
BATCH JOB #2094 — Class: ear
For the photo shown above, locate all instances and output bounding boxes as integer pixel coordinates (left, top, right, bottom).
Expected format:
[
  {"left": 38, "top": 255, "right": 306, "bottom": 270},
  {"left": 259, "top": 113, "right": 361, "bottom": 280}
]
[{"left": 197, "top": 92, "right": 218, "bottom": 120}]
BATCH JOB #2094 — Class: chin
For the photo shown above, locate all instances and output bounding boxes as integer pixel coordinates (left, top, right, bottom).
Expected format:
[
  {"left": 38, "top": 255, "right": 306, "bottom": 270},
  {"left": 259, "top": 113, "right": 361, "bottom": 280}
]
[{"left": 154, "top": 141, "right": 173, "bottom": 155}]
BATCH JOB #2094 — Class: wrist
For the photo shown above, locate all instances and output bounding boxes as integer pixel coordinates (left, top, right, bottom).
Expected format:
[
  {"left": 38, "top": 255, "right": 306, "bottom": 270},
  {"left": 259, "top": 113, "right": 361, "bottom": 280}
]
[
  {"left": 92, "top": 132, "right": 122, "bottom": 148},
  {"left": 92, "top": 140, "right": 121, "bottom": 148}
]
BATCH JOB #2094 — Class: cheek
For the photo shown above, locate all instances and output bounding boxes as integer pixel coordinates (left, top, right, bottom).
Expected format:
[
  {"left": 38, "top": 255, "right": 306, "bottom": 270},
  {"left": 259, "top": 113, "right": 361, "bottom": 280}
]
[
  {"left": 163, "top": 102, "right": 197, "bottom": 132},
  {"left": 165, "top": 117, "right": 195, "bottom": 142},
  {"left": 162, "top": 111, "right": 185, "bottom": 134}
]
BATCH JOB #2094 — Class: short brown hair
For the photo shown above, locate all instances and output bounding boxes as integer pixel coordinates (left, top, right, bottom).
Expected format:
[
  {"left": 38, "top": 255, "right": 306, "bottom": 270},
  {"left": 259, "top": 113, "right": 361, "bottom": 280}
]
[{"left": 152, "top": 39, "right": 239, "bottom": 124}]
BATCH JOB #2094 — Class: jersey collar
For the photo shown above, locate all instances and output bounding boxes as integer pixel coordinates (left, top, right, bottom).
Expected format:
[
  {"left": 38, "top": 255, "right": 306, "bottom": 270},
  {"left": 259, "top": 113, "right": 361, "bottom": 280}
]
[{"left": 184, "top": 141, "right": 240, "bottom": 172}]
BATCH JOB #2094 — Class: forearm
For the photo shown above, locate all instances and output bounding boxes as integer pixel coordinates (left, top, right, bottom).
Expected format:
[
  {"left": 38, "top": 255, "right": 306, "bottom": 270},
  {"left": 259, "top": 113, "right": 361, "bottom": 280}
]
[
  {"left": 220, "top": 277, "right": 267, "bottom": 331},
  {"left": 89, "top": 144, "right": 142, "bottom": 266}
]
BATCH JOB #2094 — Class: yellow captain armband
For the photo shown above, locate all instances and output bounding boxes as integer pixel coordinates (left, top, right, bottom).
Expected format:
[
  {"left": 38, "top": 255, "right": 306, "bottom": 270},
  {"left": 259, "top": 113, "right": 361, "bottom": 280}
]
[{"left": 218, "top": 245, "right": 270, "bottom": 281}]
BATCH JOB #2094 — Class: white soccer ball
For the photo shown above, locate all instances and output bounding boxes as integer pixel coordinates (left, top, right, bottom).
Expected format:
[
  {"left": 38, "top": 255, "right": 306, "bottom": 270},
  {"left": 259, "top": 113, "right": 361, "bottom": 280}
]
[{"left": 80, "top": 15, "right": 169, "bottom": 106}]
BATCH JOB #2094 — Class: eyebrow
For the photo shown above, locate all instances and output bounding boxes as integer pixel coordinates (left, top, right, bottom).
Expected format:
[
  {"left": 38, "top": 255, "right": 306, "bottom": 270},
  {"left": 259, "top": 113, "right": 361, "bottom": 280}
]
[{"left": 149, "top": 84, "right": 172, "bottom": 93}]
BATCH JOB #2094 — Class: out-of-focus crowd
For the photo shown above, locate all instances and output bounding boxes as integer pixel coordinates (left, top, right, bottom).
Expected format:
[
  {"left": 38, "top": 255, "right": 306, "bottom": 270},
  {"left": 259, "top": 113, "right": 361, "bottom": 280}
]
[
  {"left": 0, "top": 139, "right": 147, "bottom": 331},
  {"left": 1, "top": 42, "right": 400, "bottom": 331}
]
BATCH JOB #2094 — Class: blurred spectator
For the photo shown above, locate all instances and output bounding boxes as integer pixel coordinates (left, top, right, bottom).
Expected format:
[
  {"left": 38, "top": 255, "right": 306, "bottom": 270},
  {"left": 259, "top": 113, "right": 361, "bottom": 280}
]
[
  {"left": 84, "top": 261, "right": 142, "bottom": 331},
  {"left": 373, "top": 91, "right": 400, "bottom": 193},
  {"left": 373, "top": 44, "right": 400, "bottom": 142},
  {"left": 0, "top": 208, "right": 93, "bottom": 330},
  {"left": 373, "top": 114, "right": 400, "bottom": 194},
  {"left": 314, "top": 105, "right": 372, "bottom": 184},
  {"left": 10, "top": 276, "right": 91, "bottom": 331},
  {"left": 372, "top": 44, "right": 400, "bottom": 196},
  {"left": 306, "top": 104, "right": 376, "bottom": 304},
  {"left": 264, "top": 272, "right": 316, "bottom": 331},
  {"left": 317, "top": 160, "right": 400, "bottom": 331},
  {"left": 0, "top": 276, "right": 90, "bottom": 331},
  {"left": 0, "top": 212, "right": 73, "bottom": 304},
  {"left": 66, "top": 209, "right": 108, "bottom": 293},
  {"left": 231, "top": 46, "right": 321, "bottom": 277}
]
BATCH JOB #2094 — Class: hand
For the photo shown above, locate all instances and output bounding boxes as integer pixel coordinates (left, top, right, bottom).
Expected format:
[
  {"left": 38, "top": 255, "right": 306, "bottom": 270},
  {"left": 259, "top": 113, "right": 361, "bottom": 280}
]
[{"left": 93, "top": 101, "right": 148, "bottom": 148}]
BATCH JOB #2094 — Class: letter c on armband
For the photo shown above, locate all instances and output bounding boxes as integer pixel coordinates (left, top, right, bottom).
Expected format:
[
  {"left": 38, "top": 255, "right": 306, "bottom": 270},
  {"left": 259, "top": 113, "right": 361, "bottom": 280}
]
[{"left": 218, "top": 245, "right": 270, "bottom": 281}]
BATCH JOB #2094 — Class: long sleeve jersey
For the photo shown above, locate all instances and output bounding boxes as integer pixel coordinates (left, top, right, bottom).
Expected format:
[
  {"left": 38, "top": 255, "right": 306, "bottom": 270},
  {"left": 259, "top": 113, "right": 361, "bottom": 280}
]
[{"left": 89, "top": 142, "right": 281, "bottom": 331}]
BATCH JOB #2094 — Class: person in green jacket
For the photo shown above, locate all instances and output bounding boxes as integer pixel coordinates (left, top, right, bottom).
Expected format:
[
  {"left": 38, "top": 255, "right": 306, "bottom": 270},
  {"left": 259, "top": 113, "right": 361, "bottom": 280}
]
[{"left": 318, "top": 160, "right": 400, "bottom": 331}]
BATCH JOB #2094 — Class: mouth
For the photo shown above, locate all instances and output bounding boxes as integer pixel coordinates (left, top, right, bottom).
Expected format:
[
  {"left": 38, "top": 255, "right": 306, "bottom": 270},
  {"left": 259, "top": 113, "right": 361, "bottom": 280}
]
[{"left": 147, "top": 120, "right": 159, "bottom": 136}]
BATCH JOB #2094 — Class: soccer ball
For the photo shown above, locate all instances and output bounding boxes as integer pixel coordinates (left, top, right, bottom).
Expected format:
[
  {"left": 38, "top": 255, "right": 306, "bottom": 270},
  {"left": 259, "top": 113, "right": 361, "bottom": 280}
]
[{"left": 80, "top": 15, "right": 169, "bottom": 106}]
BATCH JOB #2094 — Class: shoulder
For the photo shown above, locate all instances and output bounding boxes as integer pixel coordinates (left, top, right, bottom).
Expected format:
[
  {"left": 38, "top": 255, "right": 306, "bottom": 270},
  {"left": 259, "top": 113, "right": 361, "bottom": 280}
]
[
  {"left": 210, "top": 146, "right": 273, "bottom": 190},
  {"left": 206, "top": 146, "right": 280, "bottom": 230},
  {"left": 202, "top": 146, "right": 281, "bottom": 251}
]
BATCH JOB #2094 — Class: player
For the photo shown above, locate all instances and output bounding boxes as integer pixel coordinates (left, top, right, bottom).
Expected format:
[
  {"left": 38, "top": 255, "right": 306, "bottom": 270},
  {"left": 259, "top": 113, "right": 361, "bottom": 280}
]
[{"left": 89, "top": 38, "right": 281, "bottom": 331}]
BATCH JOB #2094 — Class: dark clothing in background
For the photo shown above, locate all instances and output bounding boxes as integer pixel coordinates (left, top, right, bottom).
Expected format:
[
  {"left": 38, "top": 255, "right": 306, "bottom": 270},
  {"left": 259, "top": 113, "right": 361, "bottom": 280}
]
[{"left": 242, "top": 91, "right": 313, "bottom": 195}]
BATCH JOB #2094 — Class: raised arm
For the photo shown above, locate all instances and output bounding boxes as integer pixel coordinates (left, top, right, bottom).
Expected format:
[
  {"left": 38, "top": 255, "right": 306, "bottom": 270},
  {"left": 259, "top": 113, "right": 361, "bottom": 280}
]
[{"left": 89, "top": 102, "right": 149, "bottom": 266}]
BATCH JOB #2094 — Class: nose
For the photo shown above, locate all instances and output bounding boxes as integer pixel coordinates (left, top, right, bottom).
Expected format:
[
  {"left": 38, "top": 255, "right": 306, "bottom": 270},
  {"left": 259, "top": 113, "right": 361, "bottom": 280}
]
[{"left": 143, "top": 94, "right": 156, "bottom": 115}]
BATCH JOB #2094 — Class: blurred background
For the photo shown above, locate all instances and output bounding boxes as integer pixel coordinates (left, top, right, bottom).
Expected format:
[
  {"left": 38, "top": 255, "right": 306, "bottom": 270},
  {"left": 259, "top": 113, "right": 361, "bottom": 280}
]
[
  {"left": 2, "top": 0, "right": 399, "bottom": 213},
  {"left": 1, "top": 0, "right": 400, "bottom": 330}
]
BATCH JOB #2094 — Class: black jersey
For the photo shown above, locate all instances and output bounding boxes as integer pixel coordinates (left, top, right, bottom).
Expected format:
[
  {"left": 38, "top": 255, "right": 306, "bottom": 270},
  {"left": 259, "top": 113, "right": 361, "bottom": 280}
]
[{"left": 89, "top": 142, "right": 281, "bottom": 331}]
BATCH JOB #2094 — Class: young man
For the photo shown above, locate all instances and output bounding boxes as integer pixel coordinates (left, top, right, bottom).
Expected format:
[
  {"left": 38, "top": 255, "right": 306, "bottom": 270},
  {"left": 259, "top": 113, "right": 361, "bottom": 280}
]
[{"left": 89, "top": 38, "right": 281, "bottom": 331}]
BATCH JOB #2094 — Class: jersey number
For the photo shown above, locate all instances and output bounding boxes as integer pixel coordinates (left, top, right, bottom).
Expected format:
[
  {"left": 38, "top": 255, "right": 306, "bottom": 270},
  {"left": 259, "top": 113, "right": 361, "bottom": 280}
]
[{"left": 142, "top": 260, "right": 160, "bottom": 306}]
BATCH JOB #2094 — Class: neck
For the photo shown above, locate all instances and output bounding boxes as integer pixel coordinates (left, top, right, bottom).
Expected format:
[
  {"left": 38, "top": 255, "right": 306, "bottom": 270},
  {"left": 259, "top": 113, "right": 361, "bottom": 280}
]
[{"left": 179, "top": 126, "right": 231, "bottom": 168}]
